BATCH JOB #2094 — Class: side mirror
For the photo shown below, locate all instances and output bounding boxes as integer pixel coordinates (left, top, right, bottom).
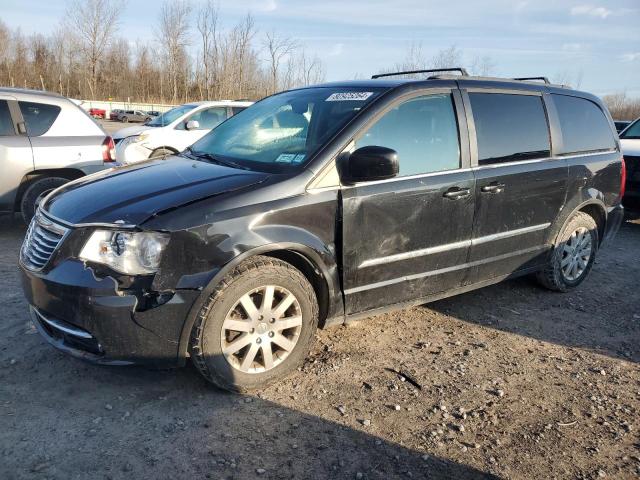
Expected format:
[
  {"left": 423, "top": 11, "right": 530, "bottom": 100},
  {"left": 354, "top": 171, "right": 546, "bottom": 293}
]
[
  {"left": 185, "top": 120, "right": 200, "bottom": 131},
  {"left": 339, "top": 146, "right": 399, "bottom": 184}
]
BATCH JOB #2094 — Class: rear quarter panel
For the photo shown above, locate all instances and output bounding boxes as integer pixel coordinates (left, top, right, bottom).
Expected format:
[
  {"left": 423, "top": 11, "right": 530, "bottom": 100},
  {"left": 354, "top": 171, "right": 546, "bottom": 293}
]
[
  {"left": 547, "top": 151, "right": 622, "bottom": 246},
  {"left": 31, "top": 99, "right": 107, "bottom": 171}
]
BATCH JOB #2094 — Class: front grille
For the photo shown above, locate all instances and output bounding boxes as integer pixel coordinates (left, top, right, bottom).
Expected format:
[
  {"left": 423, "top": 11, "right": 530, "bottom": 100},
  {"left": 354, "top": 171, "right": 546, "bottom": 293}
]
[
  {"left": 625, "top": 155, "right": 640, "bottom": 182},
  {"left": 21, "top": 213, "right": 68, "bottom": 270}
]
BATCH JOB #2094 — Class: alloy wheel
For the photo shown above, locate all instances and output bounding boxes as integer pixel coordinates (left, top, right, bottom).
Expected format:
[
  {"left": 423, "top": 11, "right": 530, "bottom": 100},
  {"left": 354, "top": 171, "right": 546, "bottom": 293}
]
[
  {"left": 560, "top": 226, "right": 592, "bottom": 281},
  {"left": 221, "top": 285, "right": 302, "bottom": 374}
]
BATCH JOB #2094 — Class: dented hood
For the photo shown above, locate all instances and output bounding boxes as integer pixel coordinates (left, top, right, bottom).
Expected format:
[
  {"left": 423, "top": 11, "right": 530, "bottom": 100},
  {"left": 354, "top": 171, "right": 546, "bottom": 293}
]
[{"left": 43, "top": 156, "right": 269, "bottom": 226}]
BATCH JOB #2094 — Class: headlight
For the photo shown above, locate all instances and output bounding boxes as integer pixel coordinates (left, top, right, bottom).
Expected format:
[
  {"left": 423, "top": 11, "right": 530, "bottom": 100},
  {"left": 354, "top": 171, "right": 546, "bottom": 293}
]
[
  {"left": 79, "top": 230, "right": 169, "bottom": 275},
  {"left": 132, "top": 133, "right": 149, "bottom": 144}
]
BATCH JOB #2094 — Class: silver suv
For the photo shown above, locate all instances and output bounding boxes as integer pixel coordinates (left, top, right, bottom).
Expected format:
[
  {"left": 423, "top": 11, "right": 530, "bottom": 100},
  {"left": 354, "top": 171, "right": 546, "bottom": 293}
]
[{"left": 0, "top": 88, "right": 115, "bottom": 222}]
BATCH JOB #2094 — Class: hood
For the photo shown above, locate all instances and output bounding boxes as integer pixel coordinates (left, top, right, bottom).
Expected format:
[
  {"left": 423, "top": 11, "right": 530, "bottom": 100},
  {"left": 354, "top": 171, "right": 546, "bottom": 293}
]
[
  {"left": 621, "top": 138, "right": 640, "bottom": 156},
  {"left": 113, "top": 125, "right": 151, "bottom": 140},
  {"left": 43, "top": 157, "right": 270, "bottom": 226}
]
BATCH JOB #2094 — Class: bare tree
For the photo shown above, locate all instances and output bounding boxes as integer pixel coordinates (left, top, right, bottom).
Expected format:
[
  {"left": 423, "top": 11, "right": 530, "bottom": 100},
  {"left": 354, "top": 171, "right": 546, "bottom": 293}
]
[
  {"left": 469, "top": 55, "right": 495, "bottom": 76},
  {"left": 65, "top": 0, "right": 121, "bottom": 99},
  {"left": 430, "top": 45, "right": 462, "bottom": 69},
  {"left": 263, "top": 30, "right": 298, "bottom": 93},
  {"left": 196, "top": 0, "right": 218, "bottom": 100},
  {"left": 603, "top": 92, "right": 640, "bottom": 120},
  {"left": 157, "top": 0, "right": 192, "bottom": 103}
]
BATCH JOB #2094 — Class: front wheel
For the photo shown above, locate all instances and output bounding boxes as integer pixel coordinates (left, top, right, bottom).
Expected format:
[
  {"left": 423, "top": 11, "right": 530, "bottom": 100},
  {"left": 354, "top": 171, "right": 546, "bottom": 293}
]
[
  {"left": 536, "top": 211, "right": 598, "bottom": 292},
  {"left": 189, "top": 256, "right": 319, "bottom": 392}
]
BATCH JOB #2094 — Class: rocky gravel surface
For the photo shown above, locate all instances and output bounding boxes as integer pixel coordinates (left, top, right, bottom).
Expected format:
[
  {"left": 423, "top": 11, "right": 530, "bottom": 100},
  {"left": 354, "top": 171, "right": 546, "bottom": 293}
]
[{"left": 0, "top": 214, "right": 638, "bottom": 479}]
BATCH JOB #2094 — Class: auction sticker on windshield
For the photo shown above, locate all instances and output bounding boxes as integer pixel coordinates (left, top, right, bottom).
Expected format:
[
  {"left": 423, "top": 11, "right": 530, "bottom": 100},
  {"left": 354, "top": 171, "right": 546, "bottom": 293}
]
[{"left": 326, "top": 92, "right": 373, "bottom": 102}]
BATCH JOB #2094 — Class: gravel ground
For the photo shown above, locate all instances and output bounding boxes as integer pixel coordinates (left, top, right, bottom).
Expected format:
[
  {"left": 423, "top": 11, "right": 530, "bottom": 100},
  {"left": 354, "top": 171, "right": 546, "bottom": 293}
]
[{"left": 0, "top": 214, "right": 638, "bottom": 480}]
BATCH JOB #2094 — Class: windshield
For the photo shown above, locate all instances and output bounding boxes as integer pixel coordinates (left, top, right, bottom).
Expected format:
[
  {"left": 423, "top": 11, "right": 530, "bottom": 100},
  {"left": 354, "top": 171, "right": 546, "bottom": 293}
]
[
  {"left": 620, "top": 119, "right": 640, "bottom": 139},
  {"left": 146, "top": 104, "right": 197, "bottom": 127},
  {"left": 189, "top": 87, "right": 384, "bottom": 172}
]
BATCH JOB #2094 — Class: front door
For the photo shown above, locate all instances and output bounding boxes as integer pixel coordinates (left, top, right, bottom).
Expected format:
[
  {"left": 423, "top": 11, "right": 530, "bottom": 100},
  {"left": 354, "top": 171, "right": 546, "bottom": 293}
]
[
  {"left": 462, "top": 90, "right": 568, "bottom": 284},
  {"left": 177, "top": 107, "right": 229, "bottom": 150},
  {"left": 341, "top": 90, "right": 476, "bottom": 315},
  {"left": 0, "top": 97, "right": 33, "bottom": 211}
]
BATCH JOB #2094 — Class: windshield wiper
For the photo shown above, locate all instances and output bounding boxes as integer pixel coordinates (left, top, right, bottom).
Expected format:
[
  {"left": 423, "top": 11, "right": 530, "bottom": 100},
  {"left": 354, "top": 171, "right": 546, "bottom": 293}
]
[{"left": 184, "top": 148, "right": 250, "bottom": 170}]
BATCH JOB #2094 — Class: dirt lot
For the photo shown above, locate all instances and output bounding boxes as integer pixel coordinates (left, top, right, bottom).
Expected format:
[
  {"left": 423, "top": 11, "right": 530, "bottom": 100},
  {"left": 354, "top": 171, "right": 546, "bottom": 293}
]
[{"left": 1, "top": 214, "right": 639, "bottom": 480}]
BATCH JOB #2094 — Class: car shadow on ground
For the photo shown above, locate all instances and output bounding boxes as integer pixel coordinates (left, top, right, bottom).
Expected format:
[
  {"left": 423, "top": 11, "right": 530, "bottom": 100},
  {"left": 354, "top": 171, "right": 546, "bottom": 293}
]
[
  {"left": 1, "top": 350, "right": 499, "bottom": 479},
  {"left": 0, "top": 213, "right": 497, "bottom": 479},
  {"left": 426, "top": 220, "right": 640, "bottom": 364}
]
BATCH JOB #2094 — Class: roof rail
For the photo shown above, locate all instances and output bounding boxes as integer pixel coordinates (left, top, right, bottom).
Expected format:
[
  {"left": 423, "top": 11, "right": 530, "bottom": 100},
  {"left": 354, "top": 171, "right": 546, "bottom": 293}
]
[
  {"left": 372, "top": 68, "right": 469, "bottom": 79},
  {"left": 513, "top": 77, "right": 550, "bottom": 84}
]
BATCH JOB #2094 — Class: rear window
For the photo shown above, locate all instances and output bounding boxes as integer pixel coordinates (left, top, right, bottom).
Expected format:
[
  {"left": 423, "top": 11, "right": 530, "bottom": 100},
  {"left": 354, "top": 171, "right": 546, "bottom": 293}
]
[
  {"left": 19, "top": 101, "right": 61, "bottom": 136},
  {"left": 469, "top": 93, "right": 550, "bottom": 165},
  {"left": 553, "top": 94, "right": 616, "bottom": 154},
  {"left": 0, "top": 101, "right": 15, "bottom": 136}
]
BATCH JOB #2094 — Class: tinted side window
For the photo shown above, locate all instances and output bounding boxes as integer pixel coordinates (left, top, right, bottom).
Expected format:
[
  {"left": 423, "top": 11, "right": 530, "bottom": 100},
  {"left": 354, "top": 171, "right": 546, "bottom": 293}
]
[
  {"left": 620, "top": 119, "right": 640, "bottom": 140},
  {"left": 553, "top": 95, "right": 616, "bottom": 154},
  {"left": 0, "top": 101, "right": 15, "bottom": 136},
  {"left": 470, "top": 93, "right": 550, "bottom": 165},
  {"left": 19, "top": 101, "right": 61, "bottom": 136},
  {"left": 355, "top": 94, "right": 460, "bottom": 176}
]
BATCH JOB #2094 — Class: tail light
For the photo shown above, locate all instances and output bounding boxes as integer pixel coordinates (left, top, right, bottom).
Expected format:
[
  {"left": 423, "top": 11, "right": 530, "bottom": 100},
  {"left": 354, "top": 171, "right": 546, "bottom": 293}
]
[
  {"left": 620, "top": 156, "right": 626, "bottom": 198},
  {"left": 102, "top": 136, "right": 116, "bottom": 163}
]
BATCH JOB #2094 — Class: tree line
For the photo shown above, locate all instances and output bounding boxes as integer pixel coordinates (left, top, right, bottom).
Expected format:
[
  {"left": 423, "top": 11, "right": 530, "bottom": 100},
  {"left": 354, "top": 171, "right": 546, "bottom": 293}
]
[{"left": 0, "top": 0, "right": 325, "bottom": 104}]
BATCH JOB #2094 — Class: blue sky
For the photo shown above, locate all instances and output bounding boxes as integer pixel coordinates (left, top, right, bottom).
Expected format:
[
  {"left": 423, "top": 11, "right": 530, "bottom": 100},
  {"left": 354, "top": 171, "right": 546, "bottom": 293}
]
[{"left": 1, "top": 0, "right": 639, "bottom": 96}]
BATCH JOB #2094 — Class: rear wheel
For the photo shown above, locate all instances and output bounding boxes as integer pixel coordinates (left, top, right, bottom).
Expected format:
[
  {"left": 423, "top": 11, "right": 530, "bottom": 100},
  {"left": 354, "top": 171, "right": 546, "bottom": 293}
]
[
  {"left": 189, "top": 256, "right": 319, "bottom": 392},
  {"left": 149, "top": 148, "right": 175, "bottom": 159},
  {"left": 20, "top": 177, "right": 69, "bottom": 223},
  {"left": 536, "top": 211, "right": 598, "bottom": 292},
  {"left": 121, "top": 116, "right": 128, "bottom": 123}
]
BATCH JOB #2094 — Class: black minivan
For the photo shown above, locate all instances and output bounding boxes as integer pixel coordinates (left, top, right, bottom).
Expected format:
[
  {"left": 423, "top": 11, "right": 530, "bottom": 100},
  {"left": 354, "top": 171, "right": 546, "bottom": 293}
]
[{"left": 20, "top": 70, "right": 624, "bottom": 391}]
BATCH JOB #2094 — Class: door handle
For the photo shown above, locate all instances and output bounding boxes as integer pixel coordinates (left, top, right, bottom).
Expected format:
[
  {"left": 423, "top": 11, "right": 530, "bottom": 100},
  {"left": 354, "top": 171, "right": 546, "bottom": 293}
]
[
  {"left": 443, "top": 187, "right": 471, "bottom": 200},
  {"left": 481, "top": 182, "right": 505, "bottom": 194}
]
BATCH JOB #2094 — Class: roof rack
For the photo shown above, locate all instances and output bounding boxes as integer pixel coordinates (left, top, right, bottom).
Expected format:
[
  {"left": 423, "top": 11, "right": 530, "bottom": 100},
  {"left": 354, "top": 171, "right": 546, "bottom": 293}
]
[
  {"left": 513, "top": 77, "right": 550, "bottom": 84},
  {"left": 372, "top": 68, "right": 469, "bottom": 79}
]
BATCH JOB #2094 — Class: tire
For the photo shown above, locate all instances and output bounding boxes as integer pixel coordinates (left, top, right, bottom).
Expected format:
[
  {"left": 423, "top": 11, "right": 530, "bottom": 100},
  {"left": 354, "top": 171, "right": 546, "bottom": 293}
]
[
  {"left": 189, "top": 255, "right": 319, "bottom": 392},
  {"left": 121, "top": 116, "right": 128, "bottom": 123},
  {"left": 149, "top": 148, "right": 175, "bottom": 159},
  {"left": 20, "top": 176, "right": 69, "bottom": 223},
  {"left": 536, "top": 211, "right": 598, "bottom": 292}
]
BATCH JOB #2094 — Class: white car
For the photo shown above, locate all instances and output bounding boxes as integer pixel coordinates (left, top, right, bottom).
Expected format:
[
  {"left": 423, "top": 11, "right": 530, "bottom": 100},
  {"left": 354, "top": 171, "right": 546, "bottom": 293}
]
[
  {"left": 619, "top": 118, "right": 640, "bottom": 211},
  {"left": 114, "top": 100, "right": 253, "bottom": 164}
]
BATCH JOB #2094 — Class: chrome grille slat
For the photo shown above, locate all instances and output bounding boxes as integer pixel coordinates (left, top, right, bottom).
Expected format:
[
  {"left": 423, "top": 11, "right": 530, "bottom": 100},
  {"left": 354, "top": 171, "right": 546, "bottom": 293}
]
[
  {"left": 30, "top": 242, "right": 54, "bottom": 257},
  {"left": 32, "top": 229, "right": 62, "bottom": 244},
  {"left": 20, "top": 212, "right": 69, "bottom": 271}
]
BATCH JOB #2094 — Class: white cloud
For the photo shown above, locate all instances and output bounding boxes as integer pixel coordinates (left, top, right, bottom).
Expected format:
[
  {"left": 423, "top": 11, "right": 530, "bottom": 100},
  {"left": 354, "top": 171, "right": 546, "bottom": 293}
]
[
  {"left": 620, "top": 52, "right": 640, "bottom": 62},
  {"left": 562, "top": 43, "right": 583, "bottom": 52},
  {"left": 570, "top": 5, "right": 612, "bottom": 19},
  {"left": 328, "top": 43, "right": 344, "bottom": 56},
  {"left": 263, "top": 0, "right": 277, "bottom": 12}
]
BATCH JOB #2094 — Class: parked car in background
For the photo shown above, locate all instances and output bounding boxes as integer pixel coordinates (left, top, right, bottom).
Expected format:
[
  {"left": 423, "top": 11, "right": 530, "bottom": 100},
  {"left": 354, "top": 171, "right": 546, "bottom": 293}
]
[
  {"left": 619, "top": 117, "right": 640, "bottom": 212},
  {"left": 147, "top": 110, "right": 161, "bottom": 117},
  {"left": 19, "top": 71, "right": 624, "bottom": 391},
  {"left": 109, "top": 109, "right": 123, "bottom": 120},
  {"left": 0, "top": 88, "right": 115, "bottom": 222},
  {"left": 117, "top": 110, "right": 152, "bottom": 123},
  {"left": 114, "top": 100, "right": 252, "bottom": 163},
  {"left": 88, "top": 107, "right": 106, "bottom": 119},
  {"left": 614, "top": 120, "right": 631, "bottom": 133}
]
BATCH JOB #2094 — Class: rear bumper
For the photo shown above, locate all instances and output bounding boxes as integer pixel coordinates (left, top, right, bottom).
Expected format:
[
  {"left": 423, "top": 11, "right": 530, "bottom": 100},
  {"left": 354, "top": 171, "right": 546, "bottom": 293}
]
[{"left": 20, "top": 259, "right": 200, "bottom": 367}]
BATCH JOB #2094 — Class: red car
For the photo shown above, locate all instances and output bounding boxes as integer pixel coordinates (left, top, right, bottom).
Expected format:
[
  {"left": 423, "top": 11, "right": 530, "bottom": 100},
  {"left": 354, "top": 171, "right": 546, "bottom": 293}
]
[{"left": 88, "top": 107, "right": 106, "bottom": 119}]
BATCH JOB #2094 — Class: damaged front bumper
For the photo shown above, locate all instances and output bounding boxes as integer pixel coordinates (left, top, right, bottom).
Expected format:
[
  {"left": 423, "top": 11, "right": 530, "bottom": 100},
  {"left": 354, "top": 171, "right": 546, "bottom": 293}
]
[{"left": 20, "top": 258, "right": 200, "bottom": 367}]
